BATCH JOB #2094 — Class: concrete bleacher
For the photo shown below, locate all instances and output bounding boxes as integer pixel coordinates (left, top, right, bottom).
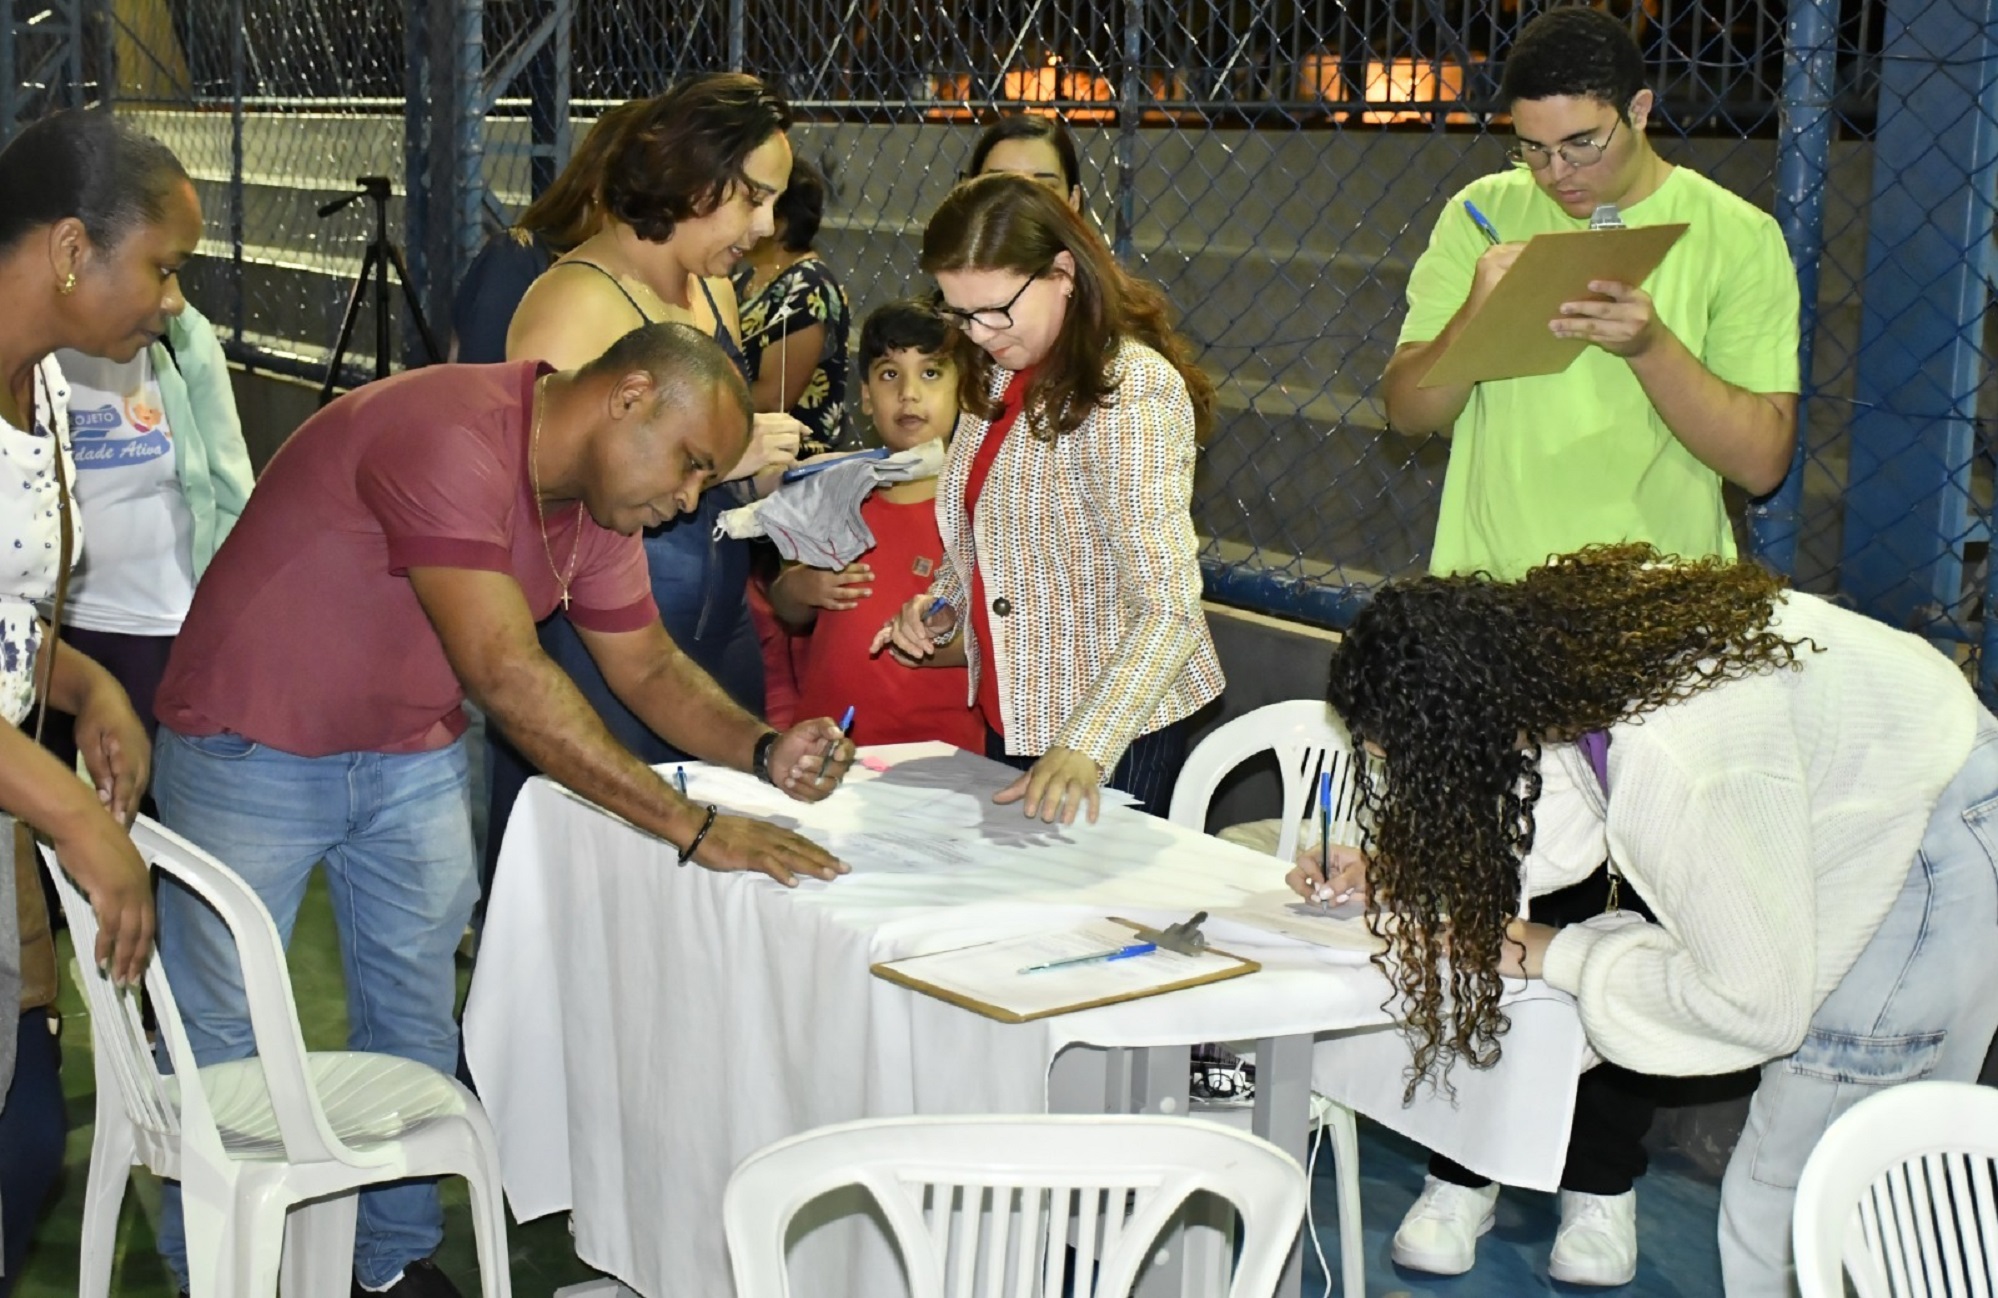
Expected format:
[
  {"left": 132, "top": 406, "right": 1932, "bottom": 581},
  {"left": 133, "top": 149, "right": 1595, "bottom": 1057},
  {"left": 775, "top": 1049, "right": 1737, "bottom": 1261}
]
[{"left": 126, "top": 106, "right": 1872, "bottom": 594}]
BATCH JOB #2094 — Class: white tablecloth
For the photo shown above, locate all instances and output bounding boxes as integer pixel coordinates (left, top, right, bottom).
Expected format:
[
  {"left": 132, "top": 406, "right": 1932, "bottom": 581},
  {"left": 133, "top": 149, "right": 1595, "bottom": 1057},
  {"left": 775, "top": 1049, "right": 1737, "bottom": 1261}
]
[{"left": 462, "top": 744, "right": 1589, "bottom": 1298}]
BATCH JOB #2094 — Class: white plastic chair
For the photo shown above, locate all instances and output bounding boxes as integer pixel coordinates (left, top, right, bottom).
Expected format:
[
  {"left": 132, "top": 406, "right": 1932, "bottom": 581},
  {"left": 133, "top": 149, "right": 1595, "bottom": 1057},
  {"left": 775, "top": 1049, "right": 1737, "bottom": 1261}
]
[
  {"left": 1793, "top": 1079, "right": 1998, "bottom": 1298},
  {"left": 45, "top": 816, "right": 512, "bottom": 1298},
  {"left": 723, "top": 1114, "right": 1307, "bottom": 1298},
  {"left": 1169, "top": 699, "right": 1363, "bottom": 862},
  {"left": 1169, "top": 698, "right": 1366, "bottom": 1298}
]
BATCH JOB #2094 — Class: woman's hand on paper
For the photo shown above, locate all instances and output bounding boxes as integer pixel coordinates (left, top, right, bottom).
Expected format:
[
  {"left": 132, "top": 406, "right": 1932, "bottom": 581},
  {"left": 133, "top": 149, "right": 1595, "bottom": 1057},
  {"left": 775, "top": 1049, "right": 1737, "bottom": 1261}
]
[
  {"left": 1551, "top": 280, "right": 1660, "bottom": 358},
  {"left": 689, "top": 814, "right": 848, "bottom": 887},
  {"left": 1286, "top": 842, "right": 1369, "bottom": 908},
  {"left": 995, "top": 746, "right": 1102, "bottom": 825}
]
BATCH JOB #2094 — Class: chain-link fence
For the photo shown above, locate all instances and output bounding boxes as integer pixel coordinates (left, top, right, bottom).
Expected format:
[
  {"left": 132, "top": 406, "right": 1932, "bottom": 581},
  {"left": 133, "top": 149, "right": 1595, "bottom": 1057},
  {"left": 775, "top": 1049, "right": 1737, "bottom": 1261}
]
[{"left": 7, "top": 0, "right": 1995, "bottom": 692}]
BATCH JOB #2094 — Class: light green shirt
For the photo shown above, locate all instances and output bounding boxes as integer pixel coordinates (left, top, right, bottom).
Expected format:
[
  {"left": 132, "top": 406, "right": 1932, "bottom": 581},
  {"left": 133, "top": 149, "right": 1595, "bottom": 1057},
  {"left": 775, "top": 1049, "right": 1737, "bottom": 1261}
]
[{"left": 1399, "top": 165, "right": 1800, "bottom": 579}]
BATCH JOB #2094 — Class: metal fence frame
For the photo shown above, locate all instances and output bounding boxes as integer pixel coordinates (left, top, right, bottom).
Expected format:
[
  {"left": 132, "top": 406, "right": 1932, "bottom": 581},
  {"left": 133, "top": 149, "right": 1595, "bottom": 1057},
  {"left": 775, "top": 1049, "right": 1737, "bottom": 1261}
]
[{"left": 6, "top": 0, "right": 1995, "bottom": 698}]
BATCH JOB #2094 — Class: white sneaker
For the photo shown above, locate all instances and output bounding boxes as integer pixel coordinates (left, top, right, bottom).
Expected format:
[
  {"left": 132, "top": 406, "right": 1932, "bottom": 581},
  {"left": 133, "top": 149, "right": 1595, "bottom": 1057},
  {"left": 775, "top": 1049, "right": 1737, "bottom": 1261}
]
[
  {"left": 1549, "top": 1189, "right": 1638, "bottom": 1286},
  {"left": 1391, "top": 1176, "right": 1500, "bottom": 1275}
]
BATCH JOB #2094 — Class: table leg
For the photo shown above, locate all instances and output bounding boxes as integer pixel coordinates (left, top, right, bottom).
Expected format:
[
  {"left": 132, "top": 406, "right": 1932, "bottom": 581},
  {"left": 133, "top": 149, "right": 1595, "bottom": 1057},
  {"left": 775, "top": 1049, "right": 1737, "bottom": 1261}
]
[
  {"left": 1253, "top": 1035, "right": 1314, "bottom": 1298},
  {"left": 1105, "top": 1046, "right": 1205, "bottom": 1298}
]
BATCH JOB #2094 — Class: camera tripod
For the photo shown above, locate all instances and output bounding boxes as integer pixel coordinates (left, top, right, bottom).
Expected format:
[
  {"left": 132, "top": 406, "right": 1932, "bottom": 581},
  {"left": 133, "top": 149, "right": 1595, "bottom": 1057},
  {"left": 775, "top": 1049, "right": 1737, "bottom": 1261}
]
[{"left": 317, "top": 176, "right": 442, "bottom": 406}]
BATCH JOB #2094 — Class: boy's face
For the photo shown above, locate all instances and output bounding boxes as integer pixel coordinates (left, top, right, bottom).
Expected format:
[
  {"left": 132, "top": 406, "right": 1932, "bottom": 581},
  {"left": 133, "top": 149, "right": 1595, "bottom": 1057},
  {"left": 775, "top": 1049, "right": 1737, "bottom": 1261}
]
[{"left": 861, "top": 347, "right": 959, "bottom": 451}]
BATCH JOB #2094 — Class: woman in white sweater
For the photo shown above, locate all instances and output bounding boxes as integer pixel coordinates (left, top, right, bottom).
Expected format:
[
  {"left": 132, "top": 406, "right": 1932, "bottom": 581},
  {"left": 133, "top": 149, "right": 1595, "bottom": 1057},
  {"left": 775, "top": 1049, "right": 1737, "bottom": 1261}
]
[{"left": 1306, "top": 544, "right": 1998, "bottom": 1295}]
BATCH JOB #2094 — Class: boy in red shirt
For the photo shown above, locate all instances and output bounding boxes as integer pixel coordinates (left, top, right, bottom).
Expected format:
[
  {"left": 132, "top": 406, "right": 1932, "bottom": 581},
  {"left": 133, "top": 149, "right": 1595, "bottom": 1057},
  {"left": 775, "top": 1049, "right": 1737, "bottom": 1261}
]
[{"left": 772, "top": 301, "right": 982, "bottom": 749}]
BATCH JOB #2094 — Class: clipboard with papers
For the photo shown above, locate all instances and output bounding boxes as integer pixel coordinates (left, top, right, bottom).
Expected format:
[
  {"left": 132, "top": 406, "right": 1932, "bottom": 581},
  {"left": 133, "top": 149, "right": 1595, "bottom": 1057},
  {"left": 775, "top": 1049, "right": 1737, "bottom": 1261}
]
[
  {"left": 1418, "top": 222, "right": 1689, "bottom": 388},
  {"left": 871, "top": 915, "right": 1260, "bottom": 1024}
]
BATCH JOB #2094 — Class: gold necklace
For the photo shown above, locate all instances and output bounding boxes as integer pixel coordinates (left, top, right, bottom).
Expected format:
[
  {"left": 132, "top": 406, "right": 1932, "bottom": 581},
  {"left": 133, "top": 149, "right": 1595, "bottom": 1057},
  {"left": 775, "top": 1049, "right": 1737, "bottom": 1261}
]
[{"left": 529, "top": 375, "right": 583, "bottom": 610}]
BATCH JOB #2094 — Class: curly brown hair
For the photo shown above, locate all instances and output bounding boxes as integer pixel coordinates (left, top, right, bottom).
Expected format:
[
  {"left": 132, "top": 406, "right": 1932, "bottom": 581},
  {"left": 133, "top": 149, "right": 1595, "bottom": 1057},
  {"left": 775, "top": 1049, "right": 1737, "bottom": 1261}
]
[
  {"left": 1324, "top": 545, "right": 1817, "bottom": 1095},
  {"left": 601, "top": 73, "right": 791, "bottom": 245},
  {"left": 919, "top": 173, "right": 1216, "bottom": 444}
]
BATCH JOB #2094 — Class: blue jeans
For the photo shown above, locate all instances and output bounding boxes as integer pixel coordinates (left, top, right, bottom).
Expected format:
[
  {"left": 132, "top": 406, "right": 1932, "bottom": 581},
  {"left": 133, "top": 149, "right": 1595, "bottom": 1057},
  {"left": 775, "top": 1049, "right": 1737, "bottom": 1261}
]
[
  {"left": 1718, "top": 712, "right": 1998, "bottom": 1294},
  {"left": 151, "top": 727, "right": 479, "bottom": 1290}
]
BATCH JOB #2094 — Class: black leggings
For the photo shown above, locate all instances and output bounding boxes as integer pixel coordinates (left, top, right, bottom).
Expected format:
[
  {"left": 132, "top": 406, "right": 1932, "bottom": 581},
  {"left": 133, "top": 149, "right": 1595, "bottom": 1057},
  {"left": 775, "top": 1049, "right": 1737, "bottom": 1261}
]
[{"left": 0, "top": 1008, "right": 66, "bottom": 1294}]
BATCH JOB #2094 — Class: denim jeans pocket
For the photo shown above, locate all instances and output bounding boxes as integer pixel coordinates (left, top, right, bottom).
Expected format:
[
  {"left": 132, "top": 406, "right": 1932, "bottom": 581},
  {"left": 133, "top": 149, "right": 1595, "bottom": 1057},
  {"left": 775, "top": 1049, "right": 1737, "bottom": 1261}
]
[
  {"left": 1960, "top": 792, "right": 1998, "bottom": 902},
  {"left": 1749, "top": 1027, "right": 1948, "bottom": 1189},
  {"left": 180, "top": 730, "right": 259, "bottom": 761},
  {"left": 1787, "top": 1025, "right": 1947, "bottom": 1085}
]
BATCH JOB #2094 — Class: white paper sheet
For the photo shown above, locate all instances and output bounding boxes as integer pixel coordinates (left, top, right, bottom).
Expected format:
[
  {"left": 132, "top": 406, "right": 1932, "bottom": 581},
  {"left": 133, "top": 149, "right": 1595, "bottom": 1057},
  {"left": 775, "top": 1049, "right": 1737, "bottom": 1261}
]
[{"left": 1213, "top": 888, "right": 1387, "bottom": 961}]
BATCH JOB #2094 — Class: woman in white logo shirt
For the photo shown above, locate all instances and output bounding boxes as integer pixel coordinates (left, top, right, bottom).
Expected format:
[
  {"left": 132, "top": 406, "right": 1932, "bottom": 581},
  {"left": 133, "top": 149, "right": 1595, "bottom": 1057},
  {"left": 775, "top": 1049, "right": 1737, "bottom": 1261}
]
[
  {"left": 46, "top": 300, "right": 251, "bottom": 812},
  {"left": 0, "top": 108, "right": 196, "bottom": 1294}
]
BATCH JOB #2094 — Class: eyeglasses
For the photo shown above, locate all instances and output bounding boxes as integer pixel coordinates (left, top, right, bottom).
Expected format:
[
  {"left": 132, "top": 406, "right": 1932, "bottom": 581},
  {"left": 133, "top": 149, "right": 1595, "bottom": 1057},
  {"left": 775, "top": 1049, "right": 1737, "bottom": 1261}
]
[
  {"left": 1507, "top": 118, "right": 1620, "bottom": 170},
  {"left": 933, "top": 272, "right": 1042, "bottom": 333}
]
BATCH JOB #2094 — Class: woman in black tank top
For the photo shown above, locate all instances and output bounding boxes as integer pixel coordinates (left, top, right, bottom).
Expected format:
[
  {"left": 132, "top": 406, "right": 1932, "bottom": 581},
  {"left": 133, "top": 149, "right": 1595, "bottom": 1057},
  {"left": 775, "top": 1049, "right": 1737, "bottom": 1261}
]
[{"left": 480, "top": 75, "right": 804, "bottom": 890}]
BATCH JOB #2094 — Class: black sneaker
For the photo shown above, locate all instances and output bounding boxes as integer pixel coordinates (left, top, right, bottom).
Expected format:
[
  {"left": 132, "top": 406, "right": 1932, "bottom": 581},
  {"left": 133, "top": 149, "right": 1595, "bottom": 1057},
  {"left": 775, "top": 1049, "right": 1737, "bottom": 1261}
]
[{"left": 352, "top": 1259, "right": 465, "bottom": 1298}]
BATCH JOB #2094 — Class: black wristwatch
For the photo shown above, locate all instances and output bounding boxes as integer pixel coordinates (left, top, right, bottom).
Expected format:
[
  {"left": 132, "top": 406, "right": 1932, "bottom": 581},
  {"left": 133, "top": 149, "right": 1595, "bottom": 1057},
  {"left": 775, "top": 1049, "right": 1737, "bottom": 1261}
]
[{"left": 751, "top": 729, "right": 781, "bottom": 785}]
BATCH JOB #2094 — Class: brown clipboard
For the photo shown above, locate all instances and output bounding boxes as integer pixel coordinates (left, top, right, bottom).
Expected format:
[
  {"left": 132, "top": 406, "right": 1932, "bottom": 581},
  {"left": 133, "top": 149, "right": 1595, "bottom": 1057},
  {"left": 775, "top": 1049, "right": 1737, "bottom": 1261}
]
[
  {"left": 870, "top": 918, "right": 1261, "bottom": 1024},
  {"left": 1418, "top": 222, "right": 1689, "bottom": 388}
]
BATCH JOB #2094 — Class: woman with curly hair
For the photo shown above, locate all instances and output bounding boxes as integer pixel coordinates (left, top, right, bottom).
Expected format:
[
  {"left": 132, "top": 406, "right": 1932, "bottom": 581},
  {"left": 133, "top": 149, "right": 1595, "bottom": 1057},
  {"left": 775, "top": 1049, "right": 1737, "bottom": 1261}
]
[{"left": 1298, "top": 544, "right": 1998, "bottom": 1294}]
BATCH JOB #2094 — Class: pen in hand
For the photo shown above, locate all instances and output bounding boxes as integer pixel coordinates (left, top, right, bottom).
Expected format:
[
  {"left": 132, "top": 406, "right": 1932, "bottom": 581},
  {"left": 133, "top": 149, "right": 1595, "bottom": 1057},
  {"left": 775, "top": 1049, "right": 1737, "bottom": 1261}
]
[
  {"left": 1316, "top": 769, "right": 1334, "bottom": 914},
  {"left": 675, "top": 765, "right": 688, "bottom": 798},
  {"left": 819, "top": 705, "right": 856, "bottom": 780},
  {"left": 1463, "top": 199, "right": 1502, "bottom": 247}
]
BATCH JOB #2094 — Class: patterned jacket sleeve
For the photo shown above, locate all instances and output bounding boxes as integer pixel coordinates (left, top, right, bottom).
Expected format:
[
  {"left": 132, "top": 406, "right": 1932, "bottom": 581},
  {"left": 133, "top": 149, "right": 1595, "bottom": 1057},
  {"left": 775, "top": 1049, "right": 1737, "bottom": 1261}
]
[{"left": 1054, "top": 348, "right": 1205, "bottom": 770}]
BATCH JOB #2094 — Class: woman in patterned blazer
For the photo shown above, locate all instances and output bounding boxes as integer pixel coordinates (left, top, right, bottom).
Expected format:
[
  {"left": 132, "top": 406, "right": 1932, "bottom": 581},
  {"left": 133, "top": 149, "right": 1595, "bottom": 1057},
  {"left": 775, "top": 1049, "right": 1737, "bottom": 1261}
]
[{"left": 872, "top": 173, "right": 1224, "bottom": 823}]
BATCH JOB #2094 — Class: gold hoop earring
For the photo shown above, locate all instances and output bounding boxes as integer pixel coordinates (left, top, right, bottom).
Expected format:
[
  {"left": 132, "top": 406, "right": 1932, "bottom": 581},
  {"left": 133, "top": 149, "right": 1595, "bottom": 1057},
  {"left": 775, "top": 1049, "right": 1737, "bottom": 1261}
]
[{"left": 58, "top": 271, "right": 76, "bottom": 296}]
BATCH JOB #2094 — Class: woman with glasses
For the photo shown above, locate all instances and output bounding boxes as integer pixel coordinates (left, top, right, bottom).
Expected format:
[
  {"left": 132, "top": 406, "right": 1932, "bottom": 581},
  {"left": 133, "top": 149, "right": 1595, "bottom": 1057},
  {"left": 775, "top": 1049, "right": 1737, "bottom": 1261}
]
[
  {"left": 486, "top": 74, "right": 808, "bottom": 893},
  {"left": 871, "top": 173, "right": 1222, "bottom": 822}
]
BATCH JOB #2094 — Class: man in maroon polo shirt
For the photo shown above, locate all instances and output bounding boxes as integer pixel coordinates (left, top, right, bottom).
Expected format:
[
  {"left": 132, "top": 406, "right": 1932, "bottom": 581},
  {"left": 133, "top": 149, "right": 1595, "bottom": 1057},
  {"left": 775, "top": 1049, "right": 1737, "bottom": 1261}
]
[{"left": 145, "top": 322, "right": 851, "bottom": 1298}]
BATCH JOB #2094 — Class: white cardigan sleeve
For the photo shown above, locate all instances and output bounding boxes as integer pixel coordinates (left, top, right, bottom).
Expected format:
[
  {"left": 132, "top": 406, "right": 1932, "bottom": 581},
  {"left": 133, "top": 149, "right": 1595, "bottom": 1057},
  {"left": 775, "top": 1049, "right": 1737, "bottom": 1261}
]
[{"left": 1541, "top": 741, "right": 1820, "bottom": 1075}]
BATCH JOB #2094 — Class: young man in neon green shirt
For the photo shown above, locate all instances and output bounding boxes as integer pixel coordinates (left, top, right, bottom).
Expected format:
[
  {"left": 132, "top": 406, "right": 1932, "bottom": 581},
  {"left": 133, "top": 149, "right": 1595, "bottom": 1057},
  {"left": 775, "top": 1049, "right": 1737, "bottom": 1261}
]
[
  {"left": 1372, "top": 6, "right": 1803, "bottom": 1284},
  {"left": 1382, "top": 10, "right": 1801, "bottom": 582}
]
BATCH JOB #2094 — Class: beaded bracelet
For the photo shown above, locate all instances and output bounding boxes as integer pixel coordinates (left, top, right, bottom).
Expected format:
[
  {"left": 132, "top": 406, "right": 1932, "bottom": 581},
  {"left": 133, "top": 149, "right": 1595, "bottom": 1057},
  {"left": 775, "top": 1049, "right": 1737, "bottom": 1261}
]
[{"left": 677, "top": 804, "right": 718, "bottom": 866}]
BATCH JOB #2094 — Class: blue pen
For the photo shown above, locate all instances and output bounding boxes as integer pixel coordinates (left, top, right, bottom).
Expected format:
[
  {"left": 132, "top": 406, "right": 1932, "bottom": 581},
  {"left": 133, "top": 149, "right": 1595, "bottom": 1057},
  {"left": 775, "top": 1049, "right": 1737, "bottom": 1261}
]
[
  {"left": 1019, "top": 941, "right": 1158, "bottom": 975},
  {"left": 675, "top": 765, "right": 689, "bottom": 797},
  {"left": 819, "top": 704, "right": 856, "bottom": 780},
  {"left": 1463, "top": 199, "right": 1502, "bottom": 247},
  {"left": 780, "top": 445, "right": 893, "bottom": 484},
  {"left": 924, "top": 597, "right": 950, "bottom": 620},
  {"left": 1316, "top": 770, "right": 1341, "bottom": 913}
]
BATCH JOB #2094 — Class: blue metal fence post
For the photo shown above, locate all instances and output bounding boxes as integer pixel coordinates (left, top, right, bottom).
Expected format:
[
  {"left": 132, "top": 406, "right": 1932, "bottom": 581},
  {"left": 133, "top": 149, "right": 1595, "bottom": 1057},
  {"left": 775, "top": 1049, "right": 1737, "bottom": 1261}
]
[
  {"left": 1749, "top": 0, "right": 1837, "bottom": 574},
  {"left": 404, "top": 0, "right": 431, "bottom": 368},
  {"left": 452, "top": 0, "right": 484, "bottom": 299},
  {"left": 526, "top": 0, "right": 572, "bottom": 198},
  {"left": 2, "top": 1, "right": 18, "bottom": 144},
  {"left": 1113, "top": 0, "right": 1142, "bottom": 263},
  {"left": 229, "top": 0, "right": 247, "bottom": 348},
  {"left": 420, "top": 0, "right": 483, "bottom": 355},
  {"left": 1837, "top": 0, "right": 1998, "bottom": 645}
]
